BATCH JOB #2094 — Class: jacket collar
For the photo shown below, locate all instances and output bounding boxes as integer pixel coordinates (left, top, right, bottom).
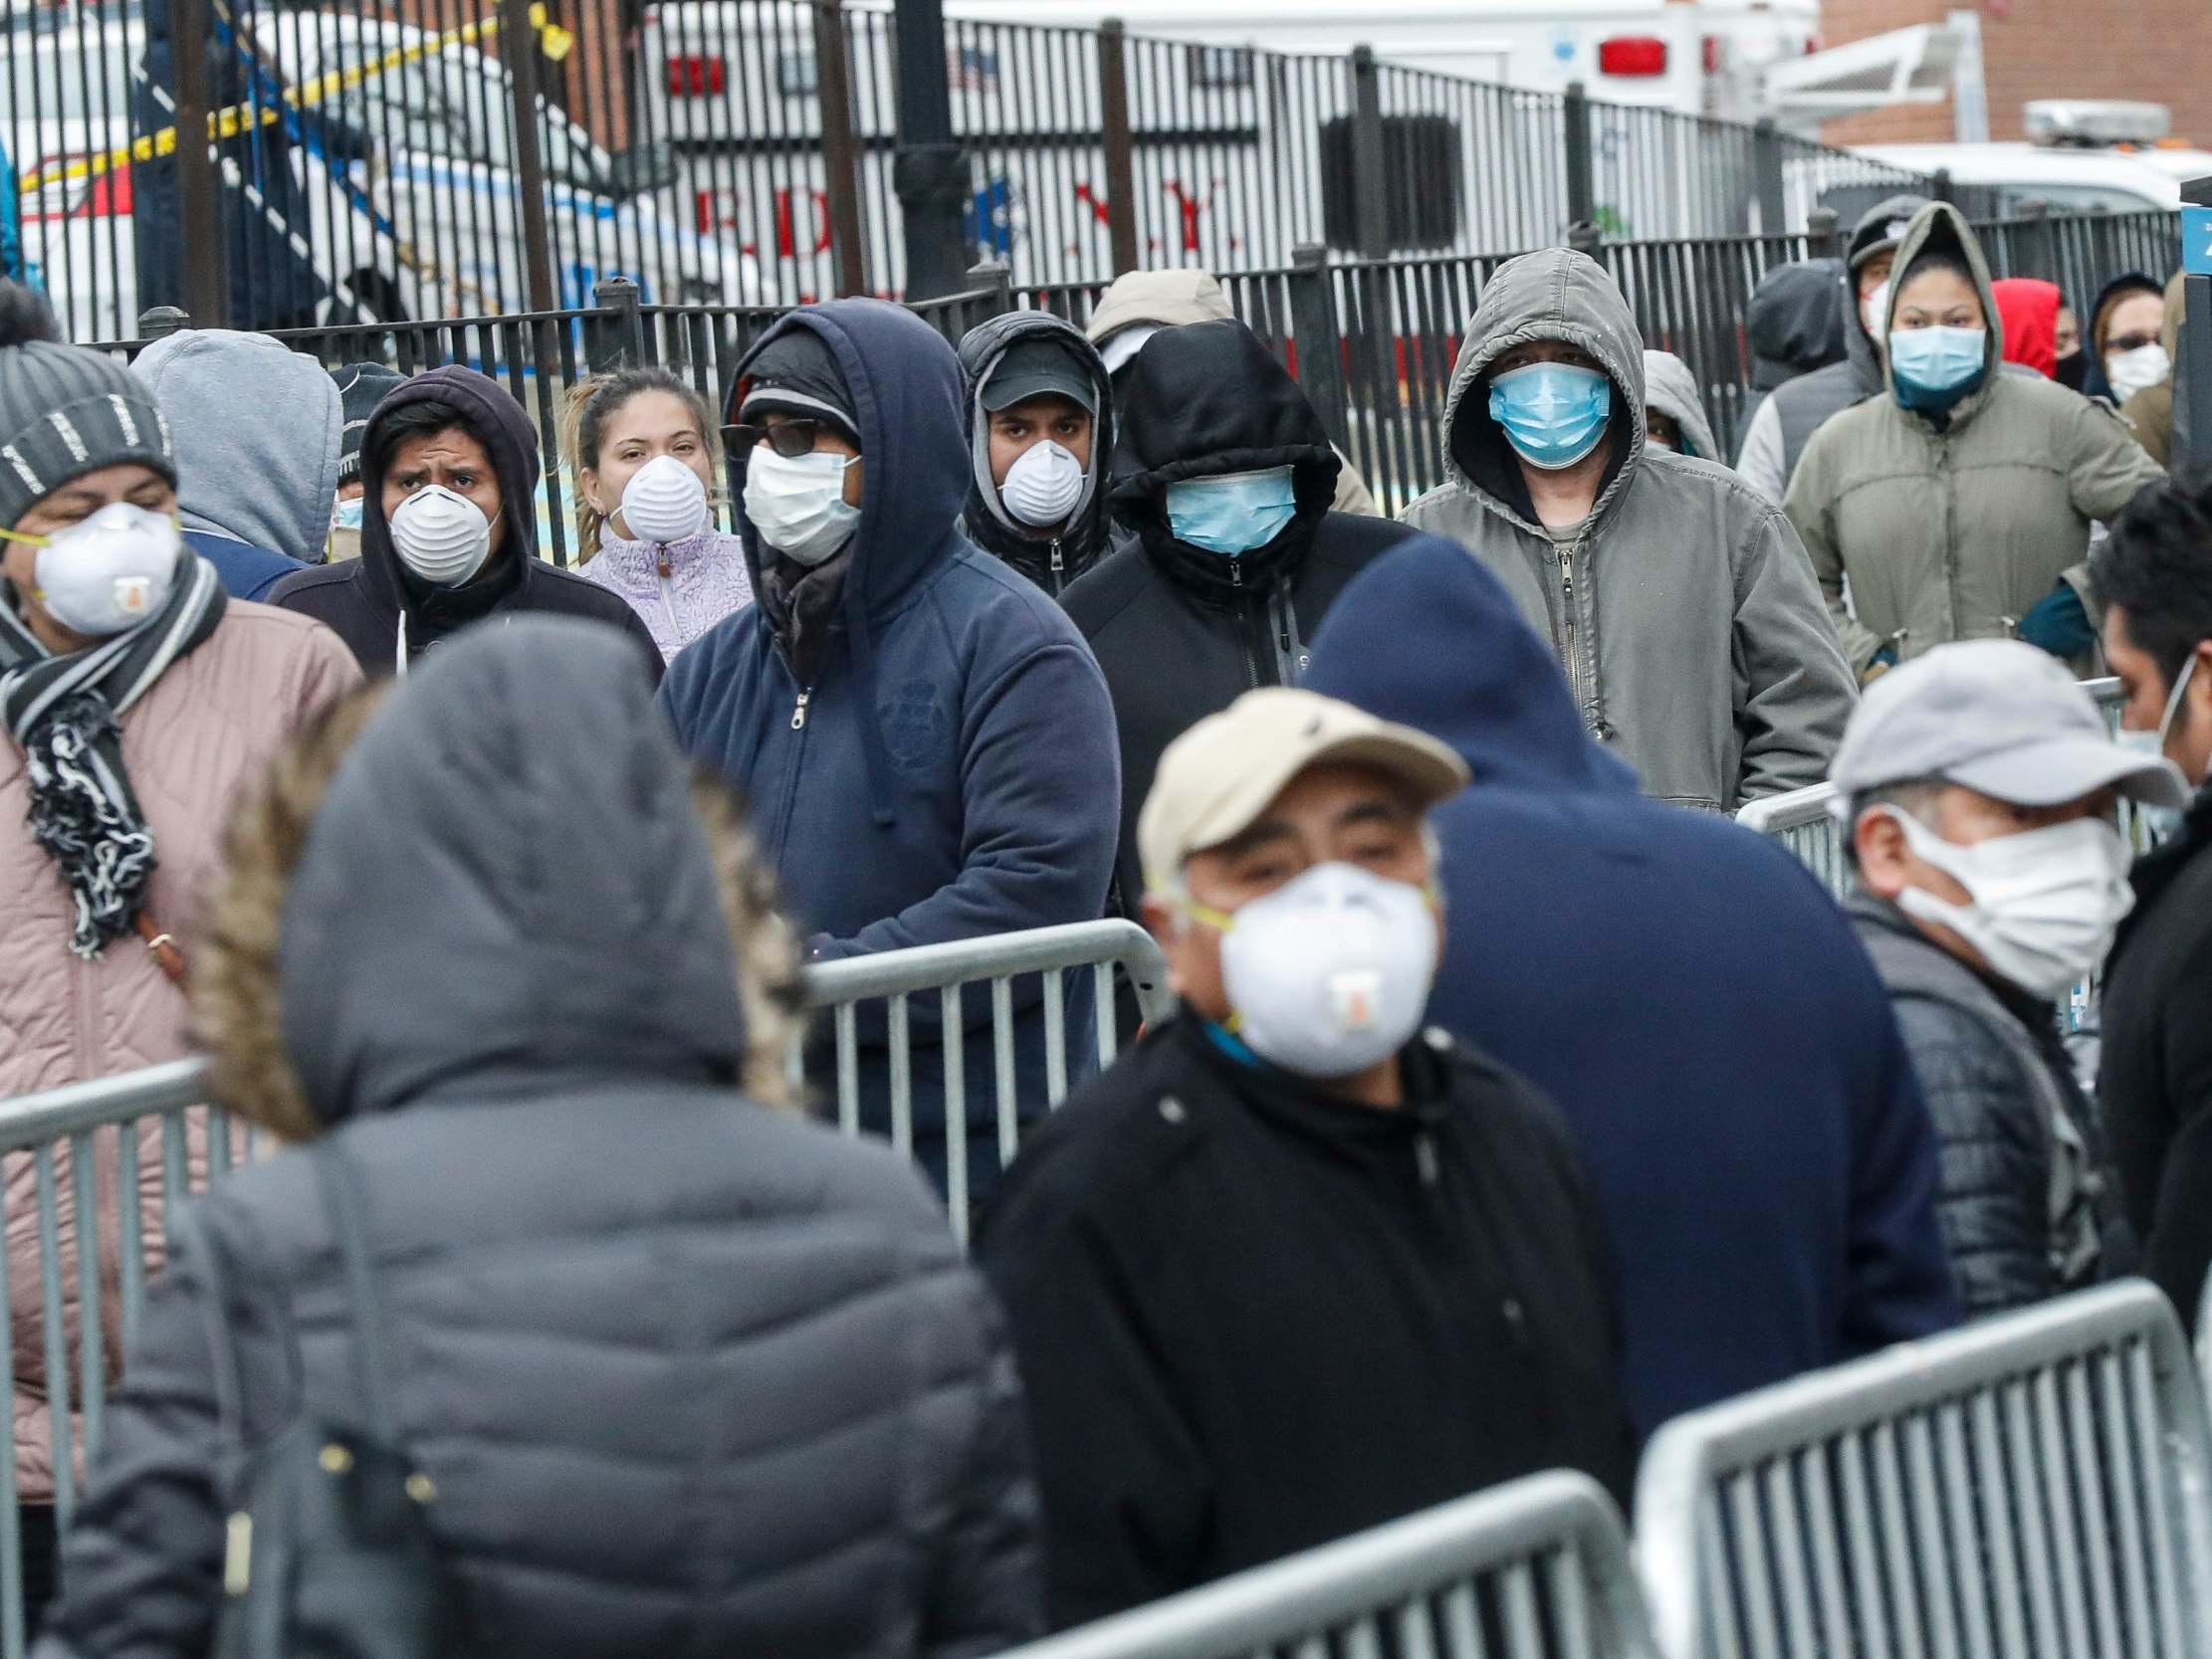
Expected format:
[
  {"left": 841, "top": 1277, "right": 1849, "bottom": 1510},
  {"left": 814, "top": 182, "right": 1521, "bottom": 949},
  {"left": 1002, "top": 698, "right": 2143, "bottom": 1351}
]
[
  {"left": 1171, "top": 1011, "right": 1452, "bottom": 1151},
  {"left": 1847, "top": 889, "right": 2055, "bottom": 1032}
]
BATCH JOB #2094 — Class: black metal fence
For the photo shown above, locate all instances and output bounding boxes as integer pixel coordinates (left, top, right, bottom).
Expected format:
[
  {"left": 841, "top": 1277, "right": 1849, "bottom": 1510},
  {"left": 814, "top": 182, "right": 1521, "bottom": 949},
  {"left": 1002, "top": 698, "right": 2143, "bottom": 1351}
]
[
  {"left": 8, "top": 0, "right": 1934, "bottom": 344},
  {"left": 95, "top": 205, "right": 2180, "bottom": 557}
]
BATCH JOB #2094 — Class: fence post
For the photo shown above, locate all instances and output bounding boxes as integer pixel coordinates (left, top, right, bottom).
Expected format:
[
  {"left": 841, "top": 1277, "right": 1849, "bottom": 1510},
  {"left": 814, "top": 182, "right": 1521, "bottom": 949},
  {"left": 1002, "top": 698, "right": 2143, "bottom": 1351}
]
[
  {"left": 499, "top": 0, "right": 559, "bottom": 312},
  {"left": 1289, "top": 244, "right": 1352, "bottom": 449},
  {"left": 1807, "top": 206, "right": 1844, "bottom": 260},
  {"left": 1753, "top": 116, "right": 1787, "bottom": 234},
  {"left": 170, "top": 0, "right": 227, "bottom": 327},
  {"left": 586, "top": 277, "right": 647, "bottom": 372},
  {"left": 1931, "top": 166, "right": 1955, "bottom": 205},
  {"left": 1563, "top": 80, "right": 1596, "bottom": 233},
  {"left": 1347, "top": 46, "right": 1392, "bottom": 260},
  {"left": 966, "top": 257, "right": 1013, "bottom": 317},
  {"left": 2175, "top": 176, "right": 2212, "bottom": 472},
  {"left": 892, "top": 0, "right": 968, "bottom": 299},
  {"left": 1567, "top": 220, "right": 1604, "bottom": 260},
  {"left": 2018, "top": 196, "right": 2054, "bottom": 283},
  {"left": 813, "top": 0, "right": 868, "bottom": 298},
  {"left": 136, "top": 306, "right": 191, "bottom": 340},
  {"left": 1098, "top": 19, "right": 1141, "bottom": 276}
]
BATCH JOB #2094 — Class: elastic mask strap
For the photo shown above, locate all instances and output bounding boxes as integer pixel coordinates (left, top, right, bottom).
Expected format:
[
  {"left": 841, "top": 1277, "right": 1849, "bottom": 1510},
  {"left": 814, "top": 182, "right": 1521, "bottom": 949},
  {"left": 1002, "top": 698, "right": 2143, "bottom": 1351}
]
[{"left": 0, "top": 525, "right": 51, "bottom": 549}]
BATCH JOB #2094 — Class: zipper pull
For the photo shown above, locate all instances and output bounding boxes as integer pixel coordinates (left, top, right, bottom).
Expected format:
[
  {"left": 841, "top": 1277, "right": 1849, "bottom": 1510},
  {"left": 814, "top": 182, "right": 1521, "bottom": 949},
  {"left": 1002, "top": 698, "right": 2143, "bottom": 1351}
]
[
  {"left": 1415, "top": 1133, "right": 1439, "bottom": 1188},
  {"left": 1230, "top": 558, "right": 1244, "bottom": 588},
  {"left": 1049, "top": 538, "right": 1064, "bottom": 574},
  {"left": 1500, "top": 1295, "right": 1533, "bottom": 1353},
  {"left": 657, "top": 550, "right": 672, "bottom": 580},
  {"left": 790, "top": 688, "right": 812, "bottom": 731}
]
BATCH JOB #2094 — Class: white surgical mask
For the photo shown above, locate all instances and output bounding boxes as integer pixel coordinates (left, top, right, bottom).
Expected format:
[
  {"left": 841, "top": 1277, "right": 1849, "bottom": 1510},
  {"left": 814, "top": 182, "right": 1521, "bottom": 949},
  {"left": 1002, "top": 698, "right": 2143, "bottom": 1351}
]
[
  {"left": 618, "top": 454, "right": 711, "bottom": 545},
  {"left": 1204, "top": 862, "right": 1438, "bottom": 1079},
  {"left": 742, "top": 446, "right": 858, "bottom": 567},
  {"left": 24, "top": 503, "right": 183, "bottom": 637},
  {"left": 1861, "top": 279, "right": 1891, "bottom": 339},
  {"left": 2117, "top": 652, "right": 2202, "bottom": 843},
  {"left": 1000, "top": 439, "right": 1084, "bottom": 528},
  {"left": 2104, "top": 342, "right": 2170, "bottom": 403},
  {"left": 1886, "top": 810, "right": 2134, "bottom": 998},
  {"left": 388, "top": 484, "right": 493, "bottom": 586}
]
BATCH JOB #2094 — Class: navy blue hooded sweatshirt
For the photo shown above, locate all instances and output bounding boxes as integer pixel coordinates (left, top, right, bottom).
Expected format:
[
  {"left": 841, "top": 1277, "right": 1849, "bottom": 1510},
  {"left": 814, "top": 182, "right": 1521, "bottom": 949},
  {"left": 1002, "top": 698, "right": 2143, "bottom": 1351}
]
[
  {"left": 1304, "top": 536, "right": 1958, "bottom": 1436},
  {"left": 658, "top": 300, "right": 1121, "bottom": 1200}
]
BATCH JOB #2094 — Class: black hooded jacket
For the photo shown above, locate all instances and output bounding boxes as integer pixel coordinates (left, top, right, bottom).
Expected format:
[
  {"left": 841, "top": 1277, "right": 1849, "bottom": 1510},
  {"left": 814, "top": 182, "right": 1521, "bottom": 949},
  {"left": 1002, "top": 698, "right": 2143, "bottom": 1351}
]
[
  {"left": 1748, "top": 258, "right": 1850, "bottom": 394},
  {"left": 1059, "top": 319, "right": 1411, "bottom": 911},
  {"left": 35, "top": 620, "right": 1040, "bottom": 1659},
  {"left": 957, "top": 311, "right": 1117, "bottom": 596},
  {"left": 270, "top": 365, "right": 661, "bottom": 682}
]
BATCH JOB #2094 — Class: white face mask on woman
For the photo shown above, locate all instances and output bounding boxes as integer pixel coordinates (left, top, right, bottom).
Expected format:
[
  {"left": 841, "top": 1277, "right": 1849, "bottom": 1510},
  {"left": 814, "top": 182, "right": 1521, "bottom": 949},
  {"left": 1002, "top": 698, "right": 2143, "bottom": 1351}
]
[
  {"left": 1885, "top": 809, "right": 2134, "bottom": 997},
  {"left": 618, "top": 454, "right": 711, "bottom": 545},
  {"left": 388, "top": 484, "right": 493, "bottom": 586},
  {"left": 741, "top": 447, "right": 859, "bottom": 567},
  {"left": 1204, "top": 861, "right": 1438, "bottom": 1078},
  {"left": 23, "top": 503, "right": 183, "bottom": 636},
  {"left": 2103, "top": 342, "right": 2171, "bottom": 404}
]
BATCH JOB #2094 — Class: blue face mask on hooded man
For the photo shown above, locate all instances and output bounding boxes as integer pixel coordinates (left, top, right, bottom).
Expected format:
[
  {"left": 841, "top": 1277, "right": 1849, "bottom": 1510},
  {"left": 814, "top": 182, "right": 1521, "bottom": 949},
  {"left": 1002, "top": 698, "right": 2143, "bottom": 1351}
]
[
  {"left": 1486, "top": 360, "right": 1613, "bottom": 471},
  {"left": 1165, "top": 465, "right": 1300, "bottom": 556}
]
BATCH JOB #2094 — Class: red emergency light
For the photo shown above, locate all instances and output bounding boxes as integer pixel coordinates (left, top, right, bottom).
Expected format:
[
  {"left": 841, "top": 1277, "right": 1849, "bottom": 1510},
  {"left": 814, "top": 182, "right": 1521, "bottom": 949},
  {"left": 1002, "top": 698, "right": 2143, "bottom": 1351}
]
[
  {"left": 667, "top": 54, "right": 727, "bottom": 97},
  {"left": 1597, "top": 36, "right": 1669, "bottom": 77}
]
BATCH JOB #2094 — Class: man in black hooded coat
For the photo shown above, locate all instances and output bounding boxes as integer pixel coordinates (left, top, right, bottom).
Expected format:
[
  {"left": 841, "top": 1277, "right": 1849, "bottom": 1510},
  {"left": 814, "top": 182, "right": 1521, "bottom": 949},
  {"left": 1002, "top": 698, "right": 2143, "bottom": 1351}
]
[{"left": 1060, "top": 319, "right": 1411, "bottom": 916}]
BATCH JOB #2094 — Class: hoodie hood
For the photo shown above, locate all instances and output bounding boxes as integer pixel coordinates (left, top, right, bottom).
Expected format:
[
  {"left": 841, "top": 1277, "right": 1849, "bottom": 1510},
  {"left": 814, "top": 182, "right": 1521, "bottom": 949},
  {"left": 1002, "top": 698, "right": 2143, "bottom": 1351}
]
[
  {"left": 1302, "top": 533, "right": 1639, "bottom": 796},
  {"left": 356, "top": 364, "right": 544, "bottom": 622},
  {"left": 132, "top": 328, "right": 342, "bottom": 564},
  {"left": 957, "top": 310, "right": 1117, "bottom": 592},
  {"left": 1746, "top": 258, "right": 1849, "bottom": 392},
  {"left": 1992, "top": 278, "right": 2061, "bottom": 377},
  {"left": 1439, "top": 248, "right": 1645, "bottom": 533},
  {"left": 278, "top": 618, "right": 743, "bottom": 1124},
  {"left": 1084, "top": 268, "right": 1236, "bottom": 347},
  {"left": 1108, "top": 317, "right": 1341, "bottom": 601},
  {"left": 1840, "top": 193, "right": 1933, "bottom": 395},
  {"left": 725, "top": 298, "right": 973, "bottom": 826},
  {"left": 1641, "top": 350, "right": 1719, "bottom": 461},
  {"left": 1879, "top": 201, "right": 2003, "bottom": 426}
]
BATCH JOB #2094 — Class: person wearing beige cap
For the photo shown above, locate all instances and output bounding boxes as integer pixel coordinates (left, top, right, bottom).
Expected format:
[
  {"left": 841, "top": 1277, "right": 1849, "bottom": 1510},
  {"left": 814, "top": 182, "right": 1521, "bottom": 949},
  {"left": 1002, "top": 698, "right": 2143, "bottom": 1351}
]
[
  {"left": 1835, "top": 639, "right": 2187, "bottom": 1318},
  {"left": 976, "top": 686, "right": 1635, "bottom": 1629}
]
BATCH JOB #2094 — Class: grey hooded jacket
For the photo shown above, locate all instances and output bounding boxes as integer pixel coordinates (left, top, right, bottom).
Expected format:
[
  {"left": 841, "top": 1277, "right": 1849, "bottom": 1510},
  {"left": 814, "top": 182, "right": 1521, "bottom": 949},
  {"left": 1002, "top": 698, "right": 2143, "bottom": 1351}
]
[
  {"left": 1399, "top": 248, "right": 1856, "bottom": 811},
  {"left": 35, "top": 620, "right": 1040, "bottom": 1659},
  {"left": 1784, "top": 202, "right": 2165, "bottom": 678},
  {"left": 1641, "top": 349, "right": 1719, "bottom": 463},
  {"left": 132, "top": 327, "right": 342, "bottom": 567}
]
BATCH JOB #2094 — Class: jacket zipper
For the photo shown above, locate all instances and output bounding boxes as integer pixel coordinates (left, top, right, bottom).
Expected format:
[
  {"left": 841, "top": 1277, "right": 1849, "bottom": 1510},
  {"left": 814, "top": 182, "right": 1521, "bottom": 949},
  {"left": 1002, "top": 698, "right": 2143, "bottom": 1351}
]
[
  {"left": 1048, "top": 537, "right": 1064, "bottom": 595},
  {"left": 655, "top": 551, "right": 681, "bottom": 646},
  {"left": 1939, "top": 434, "right": 1961, "bottom": 644},
  {"left": 1230, "top": 558, "right": 1263, "bottom": 688},
  {"left": 790, "top": 687, "right": 813, "bottom": 730},
  {"left": 1558, "top": 539, "right": 1583, "bottom": 708}
]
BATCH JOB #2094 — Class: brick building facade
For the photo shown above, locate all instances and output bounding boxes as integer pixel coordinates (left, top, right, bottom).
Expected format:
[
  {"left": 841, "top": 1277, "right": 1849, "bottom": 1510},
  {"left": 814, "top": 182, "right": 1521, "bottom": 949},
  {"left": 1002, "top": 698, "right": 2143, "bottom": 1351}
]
[{"left": 1819, "top": 0, "right": 2212, "bottom": 146}]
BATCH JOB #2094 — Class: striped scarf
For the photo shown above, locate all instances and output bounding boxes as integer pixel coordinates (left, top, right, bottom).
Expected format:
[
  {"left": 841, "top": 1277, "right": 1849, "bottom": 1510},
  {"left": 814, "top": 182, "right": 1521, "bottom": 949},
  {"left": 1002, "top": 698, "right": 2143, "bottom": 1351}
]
[{"left": 0, "top": 550, "right": 226, "bottom": 956}]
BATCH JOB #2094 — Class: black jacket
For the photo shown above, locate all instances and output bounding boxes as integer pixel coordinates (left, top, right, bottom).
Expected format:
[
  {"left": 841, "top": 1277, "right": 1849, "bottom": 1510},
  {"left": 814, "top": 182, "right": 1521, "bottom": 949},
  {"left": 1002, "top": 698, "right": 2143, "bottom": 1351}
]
[
  {"left": 957, "top": 311, "right": 1118, "bottom": 596},
  {"left": 1061, "top": 319, "right": 1412, "bottom": 911},
  {"left": 37, "top": 621, "right": 1038, "bottom": 1659},
  {"left": 2102, "top": 787, "right": 2212, "bottom": 1331},
  {"left": 270, "top": 365, "right": 661, "bottom": 683},
  {"left": 1851, "top": 894, "right": 2115, "bottom": 1317},
  {"left": 976, "top": 1014, "right": 1636, "bottom": 1629}
]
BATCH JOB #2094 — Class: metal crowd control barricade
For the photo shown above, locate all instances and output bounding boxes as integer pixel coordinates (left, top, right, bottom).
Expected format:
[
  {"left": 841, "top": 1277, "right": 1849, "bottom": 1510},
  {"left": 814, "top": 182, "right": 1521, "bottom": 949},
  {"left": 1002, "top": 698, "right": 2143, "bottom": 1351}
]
[
  {"left": 996, "top": 1472, "right": 1657, "bottom": 1659},
  {"left": 1734, "top": 784, "right": 1846, "bottom": 899},
  {"left": 793, "top": 920, "right": 1173, "bottom": 1240},
  {"left": 1634, "top": 1282, "right": 2212, "bottom": 1659}
]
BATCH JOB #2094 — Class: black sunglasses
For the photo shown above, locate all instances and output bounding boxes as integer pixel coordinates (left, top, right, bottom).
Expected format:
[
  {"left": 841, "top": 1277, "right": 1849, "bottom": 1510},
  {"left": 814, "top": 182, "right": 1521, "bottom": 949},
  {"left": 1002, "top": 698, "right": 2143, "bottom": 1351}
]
[{"left": 722, "top": 420, "right": 825, "bottom": 462}]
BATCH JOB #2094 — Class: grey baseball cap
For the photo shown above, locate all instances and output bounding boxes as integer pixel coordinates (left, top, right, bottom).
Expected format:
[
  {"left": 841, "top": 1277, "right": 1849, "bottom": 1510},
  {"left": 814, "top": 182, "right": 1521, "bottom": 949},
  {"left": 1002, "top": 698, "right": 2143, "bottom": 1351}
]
[
  {"left": 981, "top": 337, "right": 1096, "bottom": 414},
  {"left": 1831, "top": 639, "right": 2187, "bottom": 811}
]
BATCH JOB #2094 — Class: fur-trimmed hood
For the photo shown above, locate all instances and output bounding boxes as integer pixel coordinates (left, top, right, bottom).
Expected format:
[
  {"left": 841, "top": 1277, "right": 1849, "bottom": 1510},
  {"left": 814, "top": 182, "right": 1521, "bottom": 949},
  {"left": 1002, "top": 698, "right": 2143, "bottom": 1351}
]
[{"left": 196, "top": 618, "right": 802, "bottom": 1138}]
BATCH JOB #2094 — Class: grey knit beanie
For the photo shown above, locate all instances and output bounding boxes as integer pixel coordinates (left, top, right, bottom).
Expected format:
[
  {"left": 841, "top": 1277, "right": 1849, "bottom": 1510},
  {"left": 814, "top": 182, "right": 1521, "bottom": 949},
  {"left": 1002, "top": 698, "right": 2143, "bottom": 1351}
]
[{"left": 0, "top": 285, "right": 177, "bottom": 531}]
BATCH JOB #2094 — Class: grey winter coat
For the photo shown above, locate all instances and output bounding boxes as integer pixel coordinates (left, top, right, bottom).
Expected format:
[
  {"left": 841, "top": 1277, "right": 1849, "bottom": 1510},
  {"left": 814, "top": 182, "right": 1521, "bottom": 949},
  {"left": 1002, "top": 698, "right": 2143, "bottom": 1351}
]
[
  {"left": 34, "top": 620, "right": 1040, "bottom": 1659},
  {"left": 1851, "top": 893, "right": 2114, "bottom": 1318},
  {"left": 1400, "top": 248, "right": 1856, "bottom": 811}
]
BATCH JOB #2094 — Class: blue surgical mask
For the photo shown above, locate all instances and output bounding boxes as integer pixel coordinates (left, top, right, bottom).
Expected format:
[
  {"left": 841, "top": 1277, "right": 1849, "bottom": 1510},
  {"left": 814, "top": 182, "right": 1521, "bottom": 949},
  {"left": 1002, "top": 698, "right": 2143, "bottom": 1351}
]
[
  {"left": 1888, "top": 325, "right": 1987, "bottom": 413},
  {"left": 1486, "top": 361, "right": 1613, "bottom": 471},
  {"left": 333, "top": 496, "right": 365, "bottom": 531},
  {"left": 1166, "top": 465, "right": 1299, "bottom": 555}
]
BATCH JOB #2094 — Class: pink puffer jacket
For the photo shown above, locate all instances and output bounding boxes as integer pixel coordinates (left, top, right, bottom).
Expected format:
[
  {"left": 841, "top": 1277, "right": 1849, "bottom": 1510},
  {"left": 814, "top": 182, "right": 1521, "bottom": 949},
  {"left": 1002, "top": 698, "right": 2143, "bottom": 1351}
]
[{"left": 0, "top": 600, "right": 360, "bottom": 1504}]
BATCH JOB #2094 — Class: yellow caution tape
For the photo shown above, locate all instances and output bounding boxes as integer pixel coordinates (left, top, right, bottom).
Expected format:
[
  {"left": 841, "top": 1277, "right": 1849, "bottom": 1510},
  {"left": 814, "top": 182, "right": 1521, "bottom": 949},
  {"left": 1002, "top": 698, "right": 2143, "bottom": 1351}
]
[{"left": 20, "top": 7, "right": 569, "bottom": 192}]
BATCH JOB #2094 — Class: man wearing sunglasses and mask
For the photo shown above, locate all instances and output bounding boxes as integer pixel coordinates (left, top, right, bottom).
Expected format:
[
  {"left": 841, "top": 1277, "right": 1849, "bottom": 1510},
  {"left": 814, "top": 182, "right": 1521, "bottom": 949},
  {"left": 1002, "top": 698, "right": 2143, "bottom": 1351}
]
[
  {"left": 1837, "top": 640, "right": 2184, "bottom": 1319},
  {"left": 659, "top": 301, "right": 1118, "bottom": 1207},
  {"left": 978, "top": 685, "right": 1635, "bottom": 1629}
]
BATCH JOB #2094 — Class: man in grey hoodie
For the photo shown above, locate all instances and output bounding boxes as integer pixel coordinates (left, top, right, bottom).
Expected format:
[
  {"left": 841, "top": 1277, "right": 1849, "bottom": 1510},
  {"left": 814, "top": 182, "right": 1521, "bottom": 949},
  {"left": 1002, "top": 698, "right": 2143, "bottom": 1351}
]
[
  {"left": 1400, "top": 247, "right": 1856, "bottom": 811},
  {"left": 131, "top": 329, "right": 343, "bottom": 598}
]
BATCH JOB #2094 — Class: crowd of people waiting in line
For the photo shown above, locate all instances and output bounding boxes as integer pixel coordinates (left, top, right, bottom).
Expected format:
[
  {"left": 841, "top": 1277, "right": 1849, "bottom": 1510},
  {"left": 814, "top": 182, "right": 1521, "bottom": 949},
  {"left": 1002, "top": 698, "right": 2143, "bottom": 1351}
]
[{"left": 1, "top": 185, "right": 2210, "bottom": 1652}]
